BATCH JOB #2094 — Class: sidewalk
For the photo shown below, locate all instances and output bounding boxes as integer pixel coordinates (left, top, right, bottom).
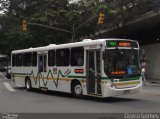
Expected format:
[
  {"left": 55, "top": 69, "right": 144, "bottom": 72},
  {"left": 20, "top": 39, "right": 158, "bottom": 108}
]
[
  {"left": 148, "top": 79, "right": 160, "bottom": 84},
  {"left": 145, "top": 78, "right": 160, "bottom": 86}
]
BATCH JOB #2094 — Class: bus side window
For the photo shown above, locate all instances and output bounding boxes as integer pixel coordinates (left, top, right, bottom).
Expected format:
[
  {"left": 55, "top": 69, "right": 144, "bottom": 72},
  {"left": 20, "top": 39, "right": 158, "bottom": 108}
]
[
  {"left": 32, "top": 52, "right": 37, "bottom": 66},
  {"left": 23, "top": 52, "right": 32, "bottom": 66},
  {"left": 56, "top": 49, "right": 70, "bottom": 66},
  {"left": 48, "top": 50, "right": 55, "bottom": 66},
  {"left": 12, "top": 54, "right": 16, "bottom": 66},
  {"left": 16, "top": 53, "right": 22, "bottom": 67},
  {"left": 71, "top": 47, "right": 84, "bottom": 66}
]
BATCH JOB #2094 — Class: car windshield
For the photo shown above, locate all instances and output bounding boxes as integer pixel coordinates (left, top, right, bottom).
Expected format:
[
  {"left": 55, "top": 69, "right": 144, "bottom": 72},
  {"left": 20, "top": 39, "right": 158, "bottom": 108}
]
[{"left": 103, "top": 49, "right": 141, "bottom": 79}]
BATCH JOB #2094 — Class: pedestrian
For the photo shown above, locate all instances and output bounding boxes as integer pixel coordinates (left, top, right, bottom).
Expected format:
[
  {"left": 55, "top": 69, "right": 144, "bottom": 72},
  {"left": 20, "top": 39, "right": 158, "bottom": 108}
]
[{"left": 141, "top": 61, "right": 147, "bottom": 86}]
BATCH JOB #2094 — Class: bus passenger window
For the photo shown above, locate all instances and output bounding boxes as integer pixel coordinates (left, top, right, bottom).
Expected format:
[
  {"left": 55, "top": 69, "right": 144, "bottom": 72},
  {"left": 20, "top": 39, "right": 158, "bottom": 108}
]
[
  {"left": 16, "top": 54, "right": 22, "bottom": 66},
  {"left": 23, "top": 53, "right": 32, "bottom": 66},
  {"left": 48, "top": 50, "right": 55, "bottom": 66},
  {"left": 32, "top": 52, "right": 37, "bottom": 66},
  {"left": 56, "top": 49, "right": 70, "bottom": 66},
  {"left": 71, "top": 47, "right": 84, "bottom": 66}
]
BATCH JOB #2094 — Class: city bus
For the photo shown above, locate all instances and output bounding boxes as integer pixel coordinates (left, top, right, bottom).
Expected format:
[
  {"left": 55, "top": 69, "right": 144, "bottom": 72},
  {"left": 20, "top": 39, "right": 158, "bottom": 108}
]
[{"left": 11, "top": 38, "right": 142, "bottom": 97}]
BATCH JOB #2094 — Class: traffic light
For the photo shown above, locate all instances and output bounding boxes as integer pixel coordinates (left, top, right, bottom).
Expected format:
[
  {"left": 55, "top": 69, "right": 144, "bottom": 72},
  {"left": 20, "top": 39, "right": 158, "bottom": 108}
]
[
  {"left": 22, "top": 19, "right": 27, "bottom": 32},
  {"left": 97, "top": 12, "right": 105, "bottom": 24}
]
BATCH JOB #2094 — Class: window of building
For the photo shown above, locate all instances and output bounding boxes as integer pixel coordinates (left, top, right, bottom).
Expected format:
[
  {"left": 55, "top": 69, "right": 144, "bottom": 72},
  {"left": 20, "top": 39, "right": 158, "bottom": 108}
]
[
  {"left": 23, "top": 52, "right": 32, "bottom": 66},
  {"left": 16, "top": 53, "right": 22, "bottom": 66},
  {"left": 71, "top": 47, "right": 84, "bottom": 66},
  {"left": 48, "top": 50, "right": 55, "bottom": 66},
  {"left": 56, "top": 49, "right": 70, "bottom": 66}
]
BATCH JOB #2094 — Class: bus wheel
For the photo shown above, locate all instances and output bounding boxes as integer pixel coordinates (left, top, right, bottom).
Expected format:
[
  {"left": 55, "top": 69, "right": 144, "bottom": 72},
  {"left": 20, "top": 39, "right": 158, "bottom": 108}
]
[
  {"left": 25, "top": 79, "right": 32, "bottom": 91},
  {"left": 72, "top": 83, "right": 82, "bottom": 97}
]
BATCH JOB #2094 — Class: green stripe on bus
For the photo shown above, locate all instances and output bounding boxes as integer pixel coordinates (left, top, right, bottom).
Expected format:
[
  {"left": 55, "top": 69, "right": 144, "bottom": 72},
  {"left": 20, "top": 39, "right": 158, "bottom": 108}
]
[
  {"left": 68, "top": 76, "right": 140, "bottom": 81},
  {"left": 120, "top": 76, "right": 141, "bottom": 81},
  {"left": 101, "top": 76, "right": 141, "bottom": 81},
  {"left": 68, "top": 76, "right": 86, "bottom": 79},
  {"left": 12, "top": 73, "right": 27, "bottom": 75},
  {"left": 12, "top": 72, "right": 140, "bottom": 82},
  {"left": 101, "top": 77, "right": 109, "bottom": 80}
]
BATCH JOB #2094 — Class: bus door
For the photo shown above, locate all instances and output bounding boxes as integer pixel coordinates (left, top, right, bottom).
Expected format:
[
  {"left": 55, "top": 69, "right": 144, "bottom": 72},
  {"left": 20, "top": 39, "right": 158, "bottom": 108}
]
[
  {"left": 86, "top": 50, "right": 102, "bottom": 95},
  {"left": 38, "top": 54, "right": 47, "bottom": 88}
]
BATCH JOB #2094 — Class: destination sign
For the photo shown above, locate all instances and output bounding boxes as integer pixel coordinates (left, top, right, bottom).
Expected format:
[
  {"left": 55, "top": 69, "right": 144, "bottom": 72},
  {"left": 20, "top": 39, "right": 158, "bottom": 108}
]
[{"left": 107, "top": 41, "right": 138, "bottom": 48}]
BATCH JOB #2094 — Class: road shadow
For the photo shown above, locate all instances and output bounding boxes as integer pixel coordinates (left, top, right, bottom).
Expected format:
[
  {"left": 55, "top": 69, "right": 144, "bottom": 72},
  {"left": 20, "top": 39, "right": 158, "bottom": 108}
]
[
  {"left": 15, "top": 87, "right": 141, "bottom": 103},
  {"left": 83, "top": 96, "right": 140, "bottom": 103}
]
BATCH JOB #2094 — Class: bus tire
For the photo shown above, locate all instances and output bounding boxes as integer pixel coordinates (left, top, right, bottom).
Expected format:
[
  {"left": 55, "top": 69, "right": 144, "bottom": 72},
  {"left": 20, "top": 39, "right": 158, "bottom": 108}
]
[
  {"left": 72, "top": 82, "right": 82, "bottom": 97},
  {"left": 25, "top": 78, "right": 32, "bottom": 91}
]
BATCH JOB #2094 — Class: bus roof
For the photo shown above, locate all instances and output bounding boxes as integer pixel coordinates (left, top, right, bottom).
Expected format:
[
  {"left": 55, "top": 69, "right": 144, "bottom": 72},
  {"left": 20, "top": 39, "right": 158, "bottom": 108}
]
[{"left": 12, "top": 38, "right": 138, "bottom": 54}]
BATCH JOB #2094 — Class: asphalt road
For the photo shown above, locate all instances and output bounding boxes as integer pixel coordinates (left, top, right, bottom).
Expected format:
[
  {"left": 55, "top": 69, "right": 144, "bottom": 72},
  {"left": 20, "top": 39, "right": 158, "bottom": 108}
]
[{"left": 0, "top": 78, "right": 160, "bottom": 113}]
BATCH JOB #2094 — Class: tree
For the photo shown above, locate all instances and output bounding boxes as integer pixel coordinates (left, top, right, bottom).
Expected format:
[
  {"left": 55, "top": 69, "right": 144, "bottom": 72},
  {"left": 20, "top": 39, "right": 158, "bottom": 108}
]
[
  {"left": 0, "top": 0, "right": 156, "bottom": 55},
  {"left": 100, "top": 0, "right": 155, "bottom": 30},
  {"left": 0, "top": 0, "right": 73, "bottom": 55}
]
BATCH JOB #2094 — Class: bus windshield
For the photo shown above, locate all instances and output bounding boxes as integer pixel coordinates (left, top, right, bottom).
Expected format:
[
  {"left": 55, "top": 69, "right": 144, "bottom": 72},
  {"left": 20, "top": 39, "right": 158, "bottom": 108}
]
[{"left": 103, "top": 49, "right": 141, "bottom": 79}]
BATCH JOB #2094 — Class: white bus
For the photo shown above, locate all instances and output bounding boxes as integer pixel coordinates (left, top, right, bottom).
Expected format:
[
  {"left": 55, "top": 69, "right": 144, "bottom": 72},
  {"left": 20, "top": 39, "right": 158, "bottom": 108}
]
[{"left": 11, "top": 38, "right": 142, "bottom": 98}]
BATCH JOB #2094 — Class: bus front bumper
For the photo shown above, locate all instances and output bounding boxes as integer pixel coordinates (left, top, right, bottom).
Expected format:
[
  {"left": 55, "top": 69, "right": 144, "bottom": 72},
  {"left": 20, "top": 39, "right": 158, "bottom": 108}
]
[{"left": 102, "top": 81, "right": 142, "bottom": 97}]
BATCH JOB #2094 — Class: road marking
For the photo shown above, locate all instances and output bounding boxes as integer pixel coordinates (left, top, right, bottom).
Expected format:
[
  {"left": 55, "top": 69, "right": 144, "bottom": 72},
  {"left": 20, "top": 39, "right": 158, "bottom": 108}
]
[
  {"left": 0, "top": 73, "right": 7, "bottom": 79},
  {"left": 3, "top": 82, "right": 16, "bottom": 92},
  {"left": 16, "top": 84, "right": 23, "bottom": 87}
]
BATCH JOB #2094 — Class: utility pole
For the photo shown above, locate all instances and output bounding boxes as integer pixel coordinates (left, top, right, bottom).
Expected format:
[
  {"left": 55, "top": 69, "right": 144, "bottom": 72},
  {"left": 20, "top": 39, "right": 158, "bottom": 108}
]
[
  {"left": 21, "top": 13, "right": 97, "bottom": 42},
  {"left": 27, "top": 23, "right": 72, "bottom": 34}
]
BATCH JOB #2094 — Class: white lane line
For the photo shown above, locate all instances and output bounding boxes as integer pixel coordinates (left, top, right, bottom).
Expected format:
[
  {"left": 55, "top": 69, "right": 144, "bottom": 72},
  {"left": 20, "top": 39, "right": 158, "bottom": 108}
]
[
  {"left": 0, "top": 73, "right": 7, "bottom": 79},
  {"left": 3, "top": 82, "right": 16, "bottom": 92}
]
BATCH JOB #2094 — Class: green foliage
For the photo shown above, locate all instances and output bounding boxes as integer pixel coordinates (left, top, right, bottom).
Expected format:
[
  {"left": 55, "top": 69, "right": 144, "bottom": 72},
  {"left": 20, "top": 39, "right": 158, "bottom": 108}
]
[
  {"left": 0, "top": 0, "right": 156, "bottom": 55},
  {"left": 0, "top": 0, "right": 72, "bottom": 55},
  {"left": 102, "top": 0, "right": 155, "bottom": 29}
]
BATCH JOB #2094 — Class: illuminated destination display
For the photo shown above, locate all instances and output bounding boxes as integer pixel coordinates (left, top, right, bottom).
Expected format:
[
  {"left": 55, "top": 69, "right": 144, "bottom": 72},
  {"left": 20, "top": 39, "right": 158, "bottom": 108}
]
[
  {"left": 107, "top": 41, "right": 138, "bottom": 48},
  {"left": 111, "top": 71, "right": 125, "bottom": 75},
  {"left": 118, "top": 42, "right": 130, "bottom": 47},
  {"left": 108, "top": 41, "right": 117, "bottom": 46}
]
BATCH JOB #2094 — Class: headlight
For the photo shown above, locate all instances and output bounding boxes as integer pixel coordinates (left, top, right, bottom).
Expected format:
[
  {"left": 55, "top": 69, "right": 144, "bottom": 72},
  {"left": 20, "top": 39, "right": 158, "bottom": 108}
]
[
  {"left": 141, "top": 68, "right": 145, "bottom": 73},
  {"left": 106, "top": 80, "right": 113, "bottom": 87}
]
